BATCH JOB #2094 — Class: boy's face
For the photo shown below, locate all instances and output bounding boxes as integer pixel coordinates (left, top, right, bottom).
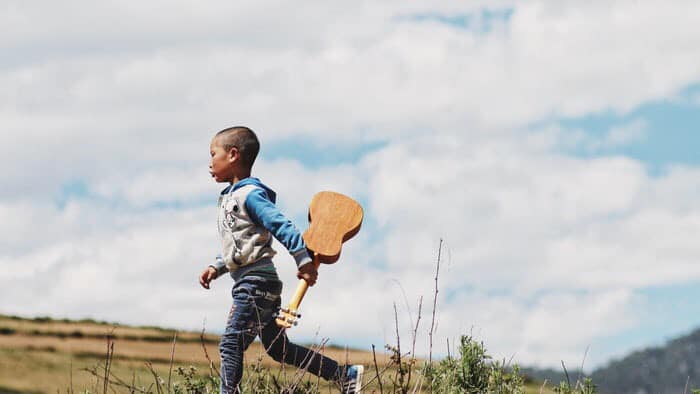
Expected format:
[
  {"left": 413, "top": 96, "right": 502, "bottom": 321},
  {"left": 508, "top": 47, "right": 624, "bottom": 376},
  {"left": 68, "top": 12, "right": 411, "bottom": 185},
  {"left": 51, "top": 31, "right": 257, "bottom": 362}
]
[{"left": 209, "top": 137, "right": 238, "bottom": 183}]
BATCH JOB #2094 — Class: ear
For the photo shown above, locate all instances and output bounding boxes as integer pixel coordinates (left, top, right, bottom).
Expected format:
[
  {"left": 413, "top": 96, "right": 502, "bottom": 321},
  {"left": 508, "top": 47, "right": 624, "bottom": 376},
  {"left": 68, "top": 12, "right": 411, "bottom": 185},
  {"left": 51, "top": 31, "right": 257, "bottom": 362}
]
[{"left": 227, "top": 146, "right": 240, "bottom": 163}]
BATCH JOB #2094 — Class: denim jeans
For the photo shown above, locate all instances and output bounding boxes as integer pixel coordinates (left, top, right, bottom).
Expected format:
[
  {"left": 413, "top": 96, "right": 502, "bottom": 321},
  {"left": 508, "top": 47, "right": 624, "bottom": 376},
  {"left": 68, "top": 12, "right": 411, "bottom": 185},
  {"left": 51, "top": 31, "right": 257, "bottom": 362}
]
[{"left": 219, "top": 275, "right": 341, "bottom": 393}]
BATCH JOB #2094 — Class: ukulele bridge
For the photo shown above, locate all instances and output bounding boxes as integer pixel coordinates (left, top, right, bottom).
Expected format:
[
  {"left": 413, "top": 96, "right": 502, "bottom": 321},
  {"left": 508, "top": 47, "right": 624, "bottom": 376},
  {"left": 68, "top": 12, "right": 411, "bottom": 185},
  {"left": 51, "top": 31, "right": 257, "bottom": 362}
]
[
  {"left": 276, "top": 307, "right": 301, "bottom": 319},
  {"left": 274, "top": 307, "right": 300, "bottom": 327}
]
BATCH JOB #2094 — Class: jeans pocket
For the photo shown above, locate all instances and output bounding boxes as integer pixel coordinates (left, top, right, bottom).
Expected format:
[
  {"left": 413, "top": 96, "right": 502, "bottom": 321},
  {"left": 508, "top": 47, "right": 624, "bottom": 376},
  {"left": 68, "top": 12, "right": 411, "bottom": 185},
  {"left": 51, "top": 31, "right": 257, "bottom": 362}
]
[{"left": 228, "top": 277, "right": 283, "bottom": 334}]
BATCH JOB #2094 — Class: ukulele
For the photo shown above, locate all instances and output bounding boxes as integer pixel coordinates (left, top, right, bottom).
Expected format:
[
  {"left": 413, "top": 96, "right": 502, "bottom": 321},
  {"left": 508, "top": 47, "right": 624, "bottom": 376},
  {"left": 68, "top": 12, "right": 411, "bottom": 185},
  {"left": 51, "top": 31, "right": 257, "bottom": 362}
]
[{"left": 275, "top": 191, "right": 363, "bottom": 329}]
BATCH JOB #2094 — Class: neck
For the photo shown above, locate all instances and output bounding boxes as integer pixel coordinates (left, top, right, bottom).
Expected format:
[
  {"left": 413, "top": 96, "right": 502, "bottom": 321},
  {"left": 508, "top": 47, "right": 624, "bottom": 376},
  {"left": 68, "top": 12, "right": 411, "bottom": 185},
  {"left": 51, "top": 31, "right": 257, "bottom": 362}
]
[{"left": 231, "top": 172, "right": 251, "bottom": 185}]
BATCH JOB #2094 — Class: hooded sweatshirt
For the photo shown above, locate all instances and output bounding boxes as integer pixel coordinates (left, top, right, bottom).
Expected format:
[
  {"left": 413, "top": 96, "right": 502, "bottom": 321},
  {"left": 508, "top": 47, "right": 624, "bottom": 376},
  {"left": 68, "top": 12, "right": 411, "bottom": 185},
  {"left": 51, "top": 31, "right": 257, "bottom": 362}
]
[{"left": 210, "top": 177, "right": 312, "bottom": 281}]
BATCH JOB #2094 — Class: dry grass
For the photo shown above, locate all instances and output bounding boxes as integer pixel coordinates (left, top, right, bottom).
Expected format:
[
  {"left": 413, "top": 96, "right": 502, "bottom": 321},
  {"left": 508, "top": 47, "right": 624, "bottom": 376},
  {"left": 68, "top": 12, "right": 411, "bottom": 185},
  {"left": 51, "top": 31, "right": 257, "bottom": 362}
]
[
  {"left": 0, "top": 346, "right": 208, "bottom": 393},
  {"left": 0, "top": 344, "right": 553, "bottom": 394},
  {"left": 0, "top": 318, "right": 557, "bottom": 393},
  {"left": 0, "top": 314, "right": 398, "bottom": 392},
  {"left": 0, "top": 334, "right": 387, "bottom": 367},
  {"left": 0, "top": 334, "right": 217, "bottom": 365},
  {"left": 0, "top": 315, "right": 218, "bottom": 342}
]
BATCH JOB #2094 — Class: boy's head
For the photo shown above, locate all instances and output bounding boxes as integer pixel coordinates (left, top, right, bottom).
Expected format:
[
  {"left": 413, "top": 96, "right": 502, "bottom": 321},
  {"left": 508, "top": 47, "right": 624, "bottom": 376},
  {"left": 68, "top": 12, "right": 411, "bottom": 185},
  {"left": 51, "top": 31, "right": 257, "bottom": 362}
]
[{"left": 209, "top": 126, "right": 260, "bottom": 183}]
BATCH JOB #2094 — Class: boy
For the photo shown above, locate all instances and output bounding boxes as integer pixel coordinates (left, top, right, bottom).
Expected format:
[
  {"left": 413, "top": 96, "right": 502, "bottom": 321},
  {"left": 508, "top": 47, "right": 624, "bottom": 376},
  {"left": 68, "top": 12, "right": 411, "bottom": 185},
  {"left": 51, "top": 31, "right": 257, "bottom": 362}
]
[{"left": 198, "top": 126, "right": 363, "bottom": 394}]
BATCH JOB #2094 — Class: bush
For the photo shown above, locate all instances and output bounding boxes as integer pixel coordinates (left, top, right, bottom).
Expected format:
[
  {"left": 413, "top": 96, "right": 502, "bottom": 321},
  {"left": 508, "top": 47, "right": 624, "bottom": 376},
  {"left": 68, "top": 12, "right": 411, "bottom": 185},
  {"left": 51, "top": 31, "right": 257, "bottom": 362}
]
[
  {"left": 0, "top": 327, "right": 16, "bottom": 335},
  {"left": 172, "top": 366, "right": 219, "bottom": 394},
  {"left": 553, "top": 377, "right": 597, "bottom": 394},
  {"left": 170, "top": 364, "right": 316, "bottom": 394},
  {"left": 423, "top": 335, "right": 525, "bottom": 394}
]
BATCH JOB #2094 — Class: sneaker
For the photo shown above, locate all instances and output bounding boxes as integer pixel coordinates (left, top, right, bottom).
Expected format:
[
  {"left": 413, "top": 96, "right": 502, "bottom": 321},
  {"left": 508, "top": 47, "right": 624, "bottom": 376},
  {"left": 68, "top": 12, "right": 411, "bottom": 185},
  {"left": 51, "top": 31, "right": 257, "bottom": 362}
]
[{"left": 340, "top": 364, "right": 364, "bottom": 394}]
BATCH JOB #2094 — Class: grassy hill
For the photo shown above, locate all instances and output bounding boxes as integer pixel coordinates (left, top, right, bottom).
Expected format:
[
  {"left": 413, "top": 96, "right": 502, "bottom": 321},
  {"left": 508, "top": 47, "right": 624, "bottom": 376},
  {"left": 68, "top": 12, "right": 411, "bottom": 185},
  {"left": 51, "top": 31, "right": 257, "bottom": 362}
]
[
  {"left": 0, "top": 314, "right": 559, "bottom": 393},
  {"left": 523, "top": 327, "right": 700, "bottom": 394},
  {"left": 589, "top": 327, "right": 700, "bottom": 394}
]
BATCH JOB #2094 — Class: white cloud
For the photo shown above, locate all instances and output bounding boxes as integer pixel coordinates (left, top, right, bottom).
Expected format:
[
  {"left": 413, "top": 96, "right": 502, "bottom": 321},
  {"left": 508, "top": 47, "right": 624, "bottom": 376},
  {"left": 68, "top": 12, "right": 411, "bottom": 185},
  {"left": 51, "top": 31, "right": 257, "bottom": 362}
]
[
  {"left": 4, "top": 2, "right": 699, "bottom": 206},
  {"left": 2, "top": 0, "right": 700, "bottom": 370},
  {"left": 352, "top": 130, "right": 700, "bottom": 367},
  {"left": 3, "top": 1, "right": 700, "bottom": 142},
  {"left": 91, "top": 167, "right": 219, "bottom": 207},
  {"left": 7, "top": 127, "right": 698, "bottom": 369}
]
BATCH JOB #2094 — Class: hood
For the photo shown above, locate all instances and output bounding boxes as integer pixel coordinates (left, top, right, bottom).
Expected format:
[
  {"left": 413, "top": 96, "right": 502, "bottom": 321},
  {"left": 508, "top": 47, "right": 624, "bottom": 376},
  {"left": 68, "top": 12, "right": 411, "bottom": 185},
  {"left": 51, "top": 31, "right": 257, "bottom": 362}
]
[{"left": 227, "top": 177, "right": 277, "bottom": 203}]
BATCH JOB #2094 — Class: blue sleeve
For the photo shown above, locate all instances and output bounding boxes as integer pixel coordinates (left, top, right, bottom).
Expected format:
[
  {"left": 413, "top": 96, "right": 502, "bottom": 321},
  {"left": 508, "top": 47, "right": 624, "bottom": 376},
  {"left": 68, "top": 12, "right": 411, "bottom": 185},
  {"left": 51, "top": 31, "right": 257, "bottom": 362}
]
[{"left": 245, "top": 188, "right": 313, "bottom": 268}]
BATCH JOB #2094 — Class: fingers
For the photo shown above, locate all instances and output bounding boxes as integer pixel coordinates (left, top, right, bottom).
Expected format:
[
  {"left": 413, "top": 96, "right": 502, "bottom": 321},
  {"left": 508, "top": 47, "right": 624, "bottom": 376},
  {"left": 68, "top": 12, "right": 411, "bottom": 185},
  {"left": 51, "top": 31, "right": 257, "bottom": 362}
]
[
  {"left": 298, "top": 272, "right": 317, "bottom": 287},
  {"left": 198, "top": 266, "right": 219, "bottom": 289},
  {"left": 199, "top": 270, "right": 211, "bottom": 289}
]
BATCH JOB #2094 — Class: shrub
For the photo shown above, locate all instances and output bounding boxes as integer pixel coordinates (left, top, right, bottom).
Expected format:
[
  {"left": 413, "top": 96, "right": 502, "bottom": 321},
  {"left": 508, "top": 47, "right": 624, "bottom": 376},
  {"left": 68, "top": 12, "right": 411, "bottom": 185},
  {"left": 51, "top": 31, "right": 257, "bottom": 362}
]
[
  {"left": 423, "top": 334, "right": 525, "bottom": 394},
  {"left": 172, "top": 366, "right": 219, "bottom": 394},
  {"left": 0, "top": 327, "right": 16, "bottom": 335},
  {"left": 553, "top": 377, "right": 597, "bottom": 394}
]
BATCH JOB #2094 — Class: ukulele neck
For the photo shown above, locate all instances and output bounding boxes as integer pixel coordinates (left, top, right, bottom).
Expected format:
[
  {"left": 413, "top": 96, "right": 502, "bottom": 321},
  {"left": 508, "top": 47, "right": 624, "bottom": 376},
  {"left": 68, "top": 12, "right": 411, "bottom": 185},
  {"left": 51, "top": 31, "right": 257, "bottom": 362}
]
[{"left": 288, "top": 254, "right": 320, "bottom": 310}]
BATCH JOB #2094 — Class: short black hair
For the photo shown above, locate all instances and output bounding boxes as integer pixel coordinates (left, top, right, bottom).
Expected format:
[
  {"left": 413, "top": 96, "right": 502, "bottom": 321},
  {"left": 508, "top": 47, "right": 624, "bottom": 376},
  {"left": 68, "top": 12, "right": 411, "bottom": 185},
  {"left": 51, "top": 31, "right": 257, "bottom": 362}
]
[{"left": 215, "top": 126, "right": 260, "bottom": 169}]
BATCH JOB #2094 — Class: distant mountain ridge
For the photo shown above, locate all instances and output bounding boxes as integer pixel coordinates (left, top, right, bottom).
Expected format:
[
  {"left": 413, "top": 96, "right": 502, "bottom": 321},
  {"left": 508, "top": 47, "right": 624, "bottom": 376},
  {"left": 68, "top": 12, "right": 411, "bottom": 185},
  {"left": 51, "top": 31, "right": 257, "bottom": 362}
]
[{"left": 523, "top": 327, "right": 700, "bottom": 394}]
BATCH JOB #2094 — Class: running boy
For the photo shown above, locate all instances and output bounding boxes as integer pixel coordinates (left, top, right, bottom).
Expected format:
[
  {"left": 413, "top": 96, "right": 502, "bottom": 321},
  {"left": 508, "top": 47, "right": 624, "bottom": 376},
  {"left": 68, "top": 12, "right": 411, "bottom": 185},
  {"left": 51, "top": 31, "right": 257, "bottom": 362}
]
[{"left": 198, "top": 126, "right": 363, "bottom": 394}]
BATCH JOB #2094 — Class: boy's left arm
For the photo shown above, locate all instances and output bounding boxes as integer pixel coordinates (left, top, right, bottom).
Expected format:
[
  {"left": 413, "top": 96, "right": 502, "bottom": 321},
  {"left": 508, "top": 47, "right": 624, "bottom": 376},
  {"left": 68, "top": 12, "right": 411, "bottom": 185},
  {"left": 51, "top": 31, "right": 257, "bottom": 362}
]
[{"left": 245, "top": 189, "right": 317, "bottom": 284}]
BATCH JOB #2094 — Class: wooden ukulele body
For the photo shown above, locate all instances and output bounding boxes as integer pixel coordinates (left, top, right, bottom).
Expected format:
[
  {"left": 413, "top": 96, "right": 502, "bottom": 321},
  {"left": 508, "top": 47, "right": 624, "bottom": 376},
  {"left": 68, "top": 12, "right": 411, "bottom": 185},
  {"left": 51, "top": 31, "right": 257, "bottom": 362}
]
[{"left": 275, "top": 191, "right": 363, "bottom": 328}]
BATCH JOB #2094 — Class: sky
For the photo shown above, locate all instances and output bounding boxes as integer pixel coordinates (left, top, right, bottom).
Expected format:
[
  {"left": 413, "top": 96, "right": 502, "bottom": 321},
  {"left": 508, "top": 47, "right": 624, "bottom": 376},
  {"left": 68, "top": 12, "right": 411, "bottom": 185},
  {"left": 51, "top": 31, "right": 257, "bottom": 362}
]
[{"left": 1, "top": 0, "right": 700, "bottom": 370}]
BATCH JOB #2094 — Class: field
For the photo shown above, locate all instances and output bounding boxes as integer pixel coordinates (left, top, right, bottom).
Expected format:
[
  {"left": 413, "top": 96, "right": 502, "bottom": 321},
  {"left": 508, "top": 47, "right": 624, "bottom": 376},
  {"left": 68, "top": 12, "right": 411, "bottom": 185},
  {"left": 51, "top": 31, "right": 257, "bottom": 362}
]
[
  {"left": 0, "top": 314, "right": 379, "bottom": 393},
  {"left": 0, "top": 314, "right": 562, "bottom": 393}
]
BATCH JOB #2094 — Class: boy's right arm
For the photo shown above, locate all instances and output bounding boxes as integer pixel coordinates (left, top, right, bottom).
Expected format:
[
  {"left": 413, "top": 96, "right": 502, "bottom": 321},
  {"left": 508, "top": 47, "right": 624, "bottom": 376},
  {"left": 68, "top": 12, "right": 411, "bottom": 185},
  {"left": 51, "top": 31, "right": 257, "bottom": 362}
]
[{"left": 199, "top": 254, "right": 228, "bottom": 289}]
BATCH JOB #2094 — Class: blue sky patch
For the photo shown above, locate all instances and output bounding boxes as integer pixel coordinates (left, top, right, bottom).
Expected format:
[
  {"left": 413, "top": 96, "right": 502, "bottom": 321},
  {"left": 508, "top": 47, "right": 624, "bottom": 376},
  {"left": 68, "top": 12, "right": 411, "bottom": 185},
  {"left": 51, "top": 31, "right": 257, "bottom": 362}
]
[
  {"left": 399, "top": 8, "right": 514, "bottom": 33},
  {"left": 55, "top": 179, "right": 91, "bottom": 209},
  {"left": 596, "top": 282, "right": 700, "bottom": 367},
  {"left": 547, "top": 86, "right": 700, "bottom": 174},
  {"left": 54, "top": 178, "right": 215, "bottom": 212}
]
